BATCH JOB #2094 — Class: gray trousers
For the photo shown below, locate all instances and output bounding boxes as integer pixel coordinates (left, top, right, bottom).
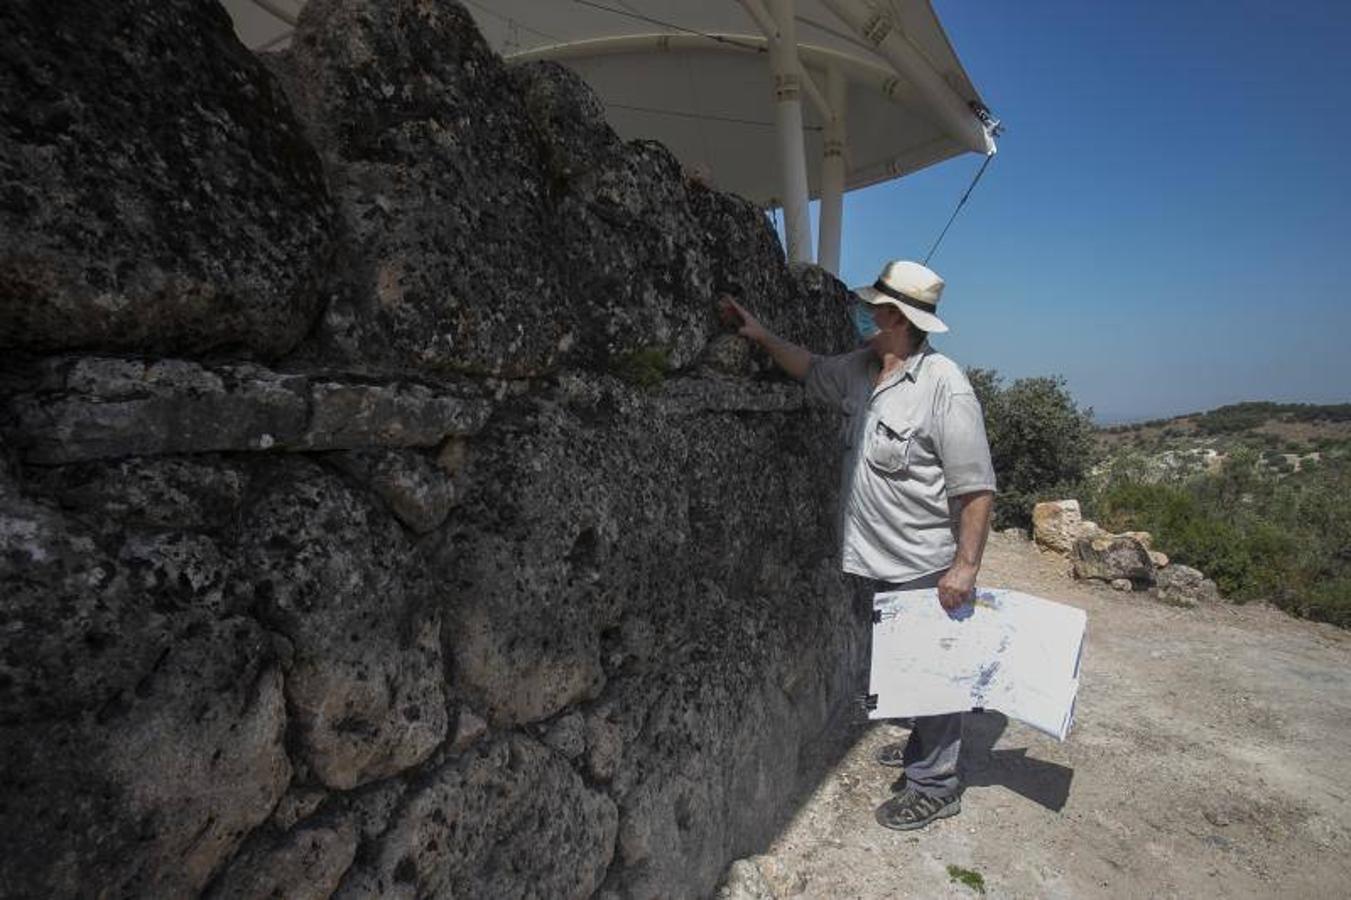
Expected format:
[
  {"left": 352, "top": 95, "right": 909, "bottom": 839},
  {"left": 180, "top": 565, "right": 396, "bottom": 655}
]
[{"left": 856, "top": 569, "right": 964, "bottom": 800}]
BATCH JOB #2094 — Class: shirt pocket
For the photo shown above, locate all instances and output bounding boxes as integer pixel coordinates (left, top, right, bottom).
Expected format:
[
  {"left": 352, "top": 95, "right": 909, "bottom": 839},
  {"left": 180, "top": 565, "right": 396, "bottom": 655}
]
[{"left": 864, "top": 416, "right": 913, "bottom": 475}]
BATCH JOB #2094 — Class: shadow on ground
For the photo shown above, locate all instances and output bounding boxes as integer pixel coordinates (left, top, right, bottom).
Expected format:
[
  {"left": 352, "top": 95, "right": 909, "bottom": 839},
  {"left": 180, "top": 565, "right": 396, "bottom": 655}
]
[{"left": 960, "top": 711, "right": 1074, "bottom": 812}]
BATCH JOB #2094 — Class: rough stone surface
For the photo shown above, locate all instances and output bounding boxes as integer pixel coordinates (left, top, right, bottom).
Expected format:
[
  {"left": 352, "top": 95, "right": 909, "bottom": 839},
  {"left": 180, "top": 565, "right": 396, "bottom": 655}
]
[
  {"left": 1, "top": 356, "right": 491, "bottom": 463},
  {"left": 450, "top": 707, "right": 489, "bottom": 754},
  {"left": 4, "top": 357, "right": 309, "bottom": 463},
  {"left": 333, "top": 735, "right": 618, "bottom": 900},
  {"left": 1033, "top": 499, "right": 1089, "bottom": 553},
  {"left": 21, "top": 455, "right": 249, "bottom": 530},
  {"left": 298, "top": 380, "right": 492, "bottom": 450},
  {"left": 716, "top": 859, "right": 777, "bottom": 900},
  {"left": 271, "top": 0, "right": 847, "bottom": 379},
  {"left": 328, "top": 448, "right": 455, "bottom": 533},
  {"left": 0, "top": 0, "right": 332, "bottom": 357},
  {"left": 1111, "top": 577, "right": 1134, "bottom": 592},
  {"left": 432, "top": 370, "right": 848, "bottom": 728},
  {"left": 1157, "top": 564, "right": 1221, "bottom": 607},
  {"left": 1150, "top": 550, "right": 1171, "bottom": 569},
  {"left": 543, "top": 710, "right": 587, "bottom": 760},
  {"left": 1, "top": 2, "right": 868, "bottom": 898},
  {"left": 206, "top": 816, "right": 358, "bottom": 900},
  {"left": 1072, "top": 535, "right": 1157, "bottom": 588},
  {"left": 0, "top": 494, "right": 290, "bottom": 897},
  {"left": 236, "top": 460, "right": 448, "bottom": 790},
  {"left": 273, "top": 0, "right": 582, "bottom": 376}
]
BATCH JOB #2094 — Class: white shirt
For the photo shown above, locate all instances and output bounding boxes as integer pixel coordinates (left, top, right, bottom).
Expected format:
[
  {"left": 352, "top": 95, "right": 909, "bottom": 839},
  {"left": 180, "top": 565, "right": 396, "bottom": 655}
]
[{"left": 806, "top": 343, "right": 997, "bottom": 582}]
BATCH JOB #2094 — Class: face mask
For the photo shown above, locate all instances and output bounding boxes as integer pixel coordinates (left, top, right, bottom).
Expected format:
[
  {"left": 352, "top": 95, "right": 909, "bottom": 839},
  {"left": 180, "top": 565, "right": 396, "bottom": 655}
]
[{"left": 849, "top": 301, "right": 880, "bottom": 341}]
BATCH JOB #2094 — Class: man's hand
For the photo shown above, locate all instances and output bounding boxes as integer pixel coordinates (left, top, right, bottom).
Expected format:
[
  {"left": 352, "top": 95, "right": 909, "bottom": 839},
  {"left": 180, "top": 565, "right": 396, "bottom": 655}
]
[
  {"left": 719, "top": 296, "right": 769, "bottom": 345},
  {"left": 717, "top": 295, "right": 812, "bottom": 381},
  {"left": 937, "top": 562, "right": 978, "bottom": 611}
]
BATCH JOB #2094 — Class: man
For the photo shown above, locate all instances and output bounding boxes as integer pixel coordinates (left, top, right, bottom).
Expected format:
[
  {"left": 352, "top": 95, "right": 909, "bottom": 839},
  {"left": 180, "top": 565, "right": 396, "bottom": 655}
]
[{"left": 721, "top": 260, "right": 996, "bottom": 831}]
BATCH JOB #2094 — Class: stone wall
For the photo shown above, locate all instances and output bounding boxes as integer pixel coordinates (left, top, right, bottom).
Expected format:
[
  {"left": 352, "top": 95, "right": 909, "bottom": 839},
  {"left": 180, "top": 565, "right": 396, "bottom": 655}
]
[{"left": 0, "top": 2, "right": 864, "bottom": 898}]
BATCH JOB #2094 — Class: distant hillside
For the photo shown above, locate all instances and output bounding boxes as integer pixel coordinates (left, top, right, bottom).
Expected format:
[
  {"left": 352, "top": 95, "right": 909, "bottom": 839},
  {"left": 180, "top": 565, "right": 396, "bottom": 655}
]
[{"left": 1097, "top": 401, "right": 1351, "bottom": 452}]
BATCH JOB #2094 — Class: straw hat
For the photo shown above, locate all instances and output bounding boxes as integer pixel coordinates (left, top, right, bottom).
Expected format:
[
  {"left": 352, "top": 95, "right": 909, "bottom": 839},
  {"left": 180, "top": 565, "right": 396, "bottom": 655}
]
[{"left": 853, "top": 260, "right": 949, "bottom": 334}]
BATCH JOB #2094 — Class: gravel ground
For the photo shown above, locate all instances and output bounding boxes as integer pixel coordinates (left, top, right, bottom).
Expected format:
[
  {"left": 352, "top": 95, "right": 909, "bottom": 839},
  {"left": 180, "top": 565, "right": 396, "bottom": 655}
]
[{"left": 719, "top": 532, "right": 1351, "bottom": 899}]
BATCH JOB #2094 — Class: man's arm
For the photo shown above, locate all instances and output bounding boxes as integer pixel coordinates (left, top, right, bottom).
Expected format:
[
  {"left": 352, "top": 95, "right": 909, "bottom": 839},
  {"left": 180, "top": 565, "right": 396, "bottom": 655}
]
[
  {"left": 720, "top": 296, "right": 811, "bottom": 381},
  {"left": 937, "top": 490, "right": 994, "bottom": 611}
]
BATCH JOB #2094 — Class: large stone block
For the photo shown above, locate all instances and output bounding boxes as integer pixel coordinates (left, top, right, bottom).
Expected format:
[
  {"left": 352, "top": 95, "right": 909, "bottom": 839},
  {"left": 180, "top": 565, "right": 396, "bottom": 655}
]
[
  {"left": 237, "top": 460, "right": 448, "bottom": 790},
  {"left": 334, "top": 735, "right": 618, "bottom": 900},
  {"left": 2, "top": 356, "right": 492, "bottom": 463},
  {"left": 273, "top": 0, "right": 572, "bottom": 376},
  {"left": 0, "top": 495, "right": 290, "bottom": 898},
  {"left": 430, "top": 371, "right": 842, "bottom": 727},
  {"left": 0, "top": 0, "right": 332, "bottom": 357}
]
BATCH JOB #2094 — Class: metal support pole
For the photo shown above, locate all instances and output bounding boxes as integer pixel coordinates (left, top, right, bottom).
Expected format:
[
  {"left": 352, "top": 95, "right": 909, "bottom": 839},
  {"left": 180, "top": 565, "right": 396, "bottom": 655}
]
[
  {"left": 818, "top": 66, "right": 847, "bottom": 275},
  {"left": 768, "top": 0, "right": 813, "bottom": 264},
  {"left": 818, "top": 0, "right": 994, "bottom": 155}
]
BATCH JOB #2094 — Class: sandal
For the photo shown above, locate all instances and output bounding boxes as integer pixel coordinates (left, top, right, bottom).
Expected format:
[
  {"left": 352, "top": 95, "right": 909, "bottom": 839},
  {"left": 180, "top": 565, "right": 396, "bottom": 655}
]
[{"left": 874, "top": 789, "right": 961, "bottom": 831}]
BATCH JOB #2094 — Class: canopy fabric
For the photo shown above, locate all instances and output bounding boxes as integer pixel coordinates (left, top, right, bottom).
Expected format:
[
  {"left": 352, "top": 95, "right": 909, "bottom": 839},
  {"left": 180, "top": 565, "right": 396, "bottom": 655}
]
[{"left": 223, "top": 0, "right": 996, "bottom": 208}]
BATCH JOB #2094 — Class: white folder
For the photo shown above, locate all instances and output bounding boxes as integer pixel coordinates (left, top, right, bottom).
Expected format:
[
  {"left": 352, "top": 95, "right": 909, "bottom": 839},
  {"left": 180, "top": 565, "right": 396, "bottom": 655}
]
[{"left": 867, "top": 588, "right": 1086, "bottom": 741}]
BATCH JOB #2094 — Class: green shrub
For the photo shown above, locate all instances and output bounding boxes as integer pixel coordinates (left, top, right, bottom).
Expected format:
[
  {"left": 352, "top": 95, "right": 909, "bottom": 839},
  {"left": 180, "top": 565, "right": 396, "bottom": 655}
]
[
  {"left": 1087, "top": 448, "right": 1351, "bottom": 627},
  {"left": 968, "top": 369, "right": 1095, "bottom": 529}
]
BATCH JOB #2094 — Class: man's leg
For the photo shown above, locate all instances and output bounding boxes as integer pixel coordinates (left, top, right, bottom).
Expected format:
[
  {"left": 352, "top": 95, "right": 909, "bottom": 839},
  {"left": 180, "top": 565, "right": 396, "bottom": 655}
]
[
  {"left": 873, "top": 569, "right": 964, "bottom": 829},
  {"left": 896, "top": 568, "right": 963, "bottom": 797},
  {"left": 901, "top": 712, "right": 963, "bottom": 798}
]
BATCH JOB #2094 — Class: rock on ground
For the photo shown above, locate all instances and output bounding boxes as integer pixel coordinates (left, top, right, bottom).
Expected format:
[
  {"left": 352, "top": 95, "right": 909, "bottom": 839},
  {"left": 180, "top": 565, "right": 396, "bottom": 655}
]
[{"left": 1072, "top": 534, "right": 1157, "bottom": 589}]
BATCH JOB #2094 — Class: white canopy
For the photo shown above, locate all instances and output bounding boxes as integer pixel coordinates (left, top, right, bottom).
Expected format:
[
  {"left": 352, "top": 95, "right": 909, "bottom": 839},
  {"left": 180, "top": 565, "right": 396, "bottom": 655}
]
[{"left": 223, "top": 0, "right": 998, "bottom": 271}]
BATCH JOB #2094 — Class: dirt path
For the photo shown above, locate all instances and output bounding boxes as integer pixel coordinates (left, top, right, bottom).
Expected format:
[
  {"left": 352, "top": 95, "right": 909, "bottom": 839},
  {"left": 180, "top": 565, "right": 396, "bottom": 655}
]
[{"left": 725, "top": 532, "right": 1351, "bottom": 899}]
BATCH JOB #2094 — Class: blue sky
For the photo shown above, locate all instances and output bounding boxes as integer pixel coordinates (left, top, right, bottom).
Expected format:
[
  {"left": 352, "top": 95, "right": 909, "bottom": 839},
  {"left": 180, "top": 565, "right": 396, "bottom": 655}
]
[{"left": 823, "top": 0, "right": 1351, "bottom": 423}]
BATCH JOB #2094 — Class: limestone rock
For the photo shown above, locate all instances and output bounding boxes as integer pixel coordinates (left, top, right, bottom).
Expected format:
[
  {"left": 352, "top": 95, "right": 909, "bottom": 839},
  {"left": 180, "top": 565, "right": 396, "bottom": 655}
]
[
  {"left": 544, "top": 711, "right": 587, "bottom": 760},
  {"left": 1157, "top": 564, "right": 1221, "bottom": 607},
  {"left": 2, "top": 356, "right": 492, "bottom": 463},
  {"left": 274, "top": 0, "right": 582, "bottom": 376},
  {"left": 585, "top": 707, "right": 625, "bottom": 784},
  {"left": 6, "top": 357, "right": 309, "bottom": 464},
  {"left": 1150, "top": 550, "right": 1171, "bottom": 569},
  {"left": 22, "top": 456, "right": 248, "bottom": 531},
  {"left": 699, "top": 333, "right": 755, "bottom": 375},
  {"left": 237, "top": 460, "right": 448, "bottom": 790},
  {"left": 327, "top": 448, "right": 455, "bottom": 533},
  {"left": 450, "top": 707, "right": 488, "bottom": 754},
  {"left": 1033, "top": 500, "right": 1104, "bottom": 553},
  {"left": 205, "top": 816, "right": 358, "bottom": 900},
  {"left": 297, "top": 379, "right": 492, "bottom": 450},
  {"left": 1111, "top": 578, "right": 1134, "bottom": 592},
  {"left": 273, "top": 0, "right": 852, "bottom": 379},
  {"left": 0, "top": 494, "right": 290, "bottom": 897},
  {"left": 333, "top": 735, "right": 617, "bottom": 900},
  {"left": 431, "top": 372, "right": 844, "bottom": 727},
  {"left": 1072, "top": 535, "right": 1157, "bottom": 588},
  {"left": 0, "top": 0, "right": 332, "bottom": 358},
  {"left": 716, "top": 859, "right": 776, "bottom": 900},
  {"left": 1120, "top": 530, "right": 1154, "bottom": 550},
  {"left": 270, "top": 787, "right": 331, "bottom": 832}
]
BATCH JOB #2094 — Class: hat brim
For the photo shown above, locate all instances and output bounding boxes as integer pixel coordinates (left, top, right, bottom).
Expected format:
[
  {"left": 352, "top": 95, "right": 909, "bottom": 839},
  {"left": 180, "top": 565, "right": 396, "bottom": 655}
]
[{"left": 853, "top": 286, "right": 949, "bottom": 333}]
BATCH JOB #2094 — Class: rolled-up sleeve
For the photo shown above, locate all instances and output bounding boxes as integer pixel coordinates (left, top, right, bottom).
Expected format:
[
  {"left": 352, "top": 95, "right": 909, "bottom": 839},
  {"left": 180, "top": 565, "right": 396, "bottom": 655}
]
[{"left": 934, "top": 387, "right": 997, "bottom": 497}]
